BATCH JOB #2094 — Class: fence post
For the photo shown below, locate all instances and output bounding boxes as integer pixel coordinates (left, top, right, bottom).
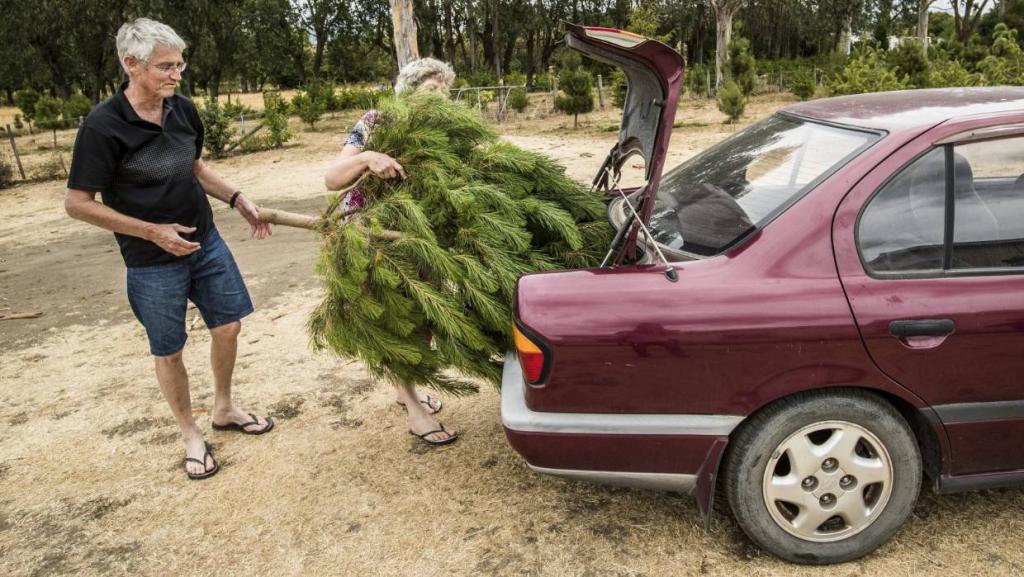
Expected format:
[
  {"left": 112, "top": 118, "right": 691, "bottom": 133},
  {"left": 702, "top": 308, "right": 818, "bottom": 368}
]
[
  {"left": 6, "top": 124, "right": 26, "bottom": 180},
  {"left": 597, "top": 74, "right": 605, "bottom": 109}
]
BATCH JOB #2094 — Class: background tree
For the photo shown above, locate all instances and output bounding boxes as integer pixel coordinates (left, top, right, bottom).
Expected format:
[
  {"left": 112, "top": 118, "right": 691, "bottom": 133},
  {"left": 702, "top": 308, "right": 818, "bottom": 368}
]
[
  {"left": 553, "top": 52, "right": 594, "bottom": 128},
  {"left": 710, "top": 0, "right": 745, "bottom": 88},
  {"left": 727, "top": 37, "right": 757, "bottom": 96}
]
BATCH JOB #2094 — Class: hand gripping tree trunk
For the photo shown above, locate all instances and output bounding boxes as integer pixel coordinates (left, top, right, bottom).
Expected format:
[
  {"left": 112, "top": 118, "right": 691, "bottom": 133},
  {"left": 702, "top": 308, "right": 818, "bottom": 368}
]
[
  {"left": 390, "top": 0, "right": 420, "bottom": 68},
  {"left": 710, "top": 0, "right": 744, "bottom": 89}
]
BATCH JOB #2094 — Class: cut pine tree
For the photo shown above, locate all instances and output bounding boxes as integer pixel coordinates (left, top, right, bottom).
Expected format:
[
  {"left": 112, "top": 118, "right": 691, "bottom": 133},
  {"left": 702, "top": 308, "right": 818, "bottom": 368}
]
[{"left": 264, "top": 93, "right": 612, "bottom": 395}]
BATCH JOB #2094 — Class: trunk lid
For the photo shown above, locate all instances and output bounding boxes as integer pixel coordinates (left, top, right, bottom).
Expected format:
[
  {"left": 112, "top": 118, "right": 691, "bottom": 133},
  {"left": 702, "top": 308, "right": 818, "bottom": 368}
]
[{"left": 564, "top": 23, "right": 684, "bottom": 232}]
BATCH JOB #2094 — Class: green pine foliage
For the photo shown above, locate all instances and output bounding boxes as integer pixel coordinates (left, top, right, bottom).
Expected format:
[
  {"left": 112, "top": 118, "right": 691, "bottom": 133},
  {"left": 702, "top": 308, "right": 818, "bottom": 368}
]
[
  {"left": 686, "top": 62, "right": 711, "bottom": 98},
  {"left": 291, "top": 89, "right": 325, "bottom": 130},
  {"left": 13, "top": 88, "right": 40, "bottom": 123},
  {"left": 505, "top": 72, "right": 528, "bottom": 112},
  {"left": 261, "top": 90, "right": 292, "bottom": 148},
  {"left": 828, "top": 48, "right": 907, "bottom": 96},
  {"left": 554, "top": 53, "right": 594, "bottom": 128},
  {"left": 789, "top": 69, "right": 816, "bottom": 100},
  {"left": 717, "top": 79, "right": 746, "bottom": 122},
  {"left": 33, "top": 96, "right": 63, "bottom": 130},
  {"left": 197, "top": 97, "right": 235, "bottom": 158},
  {"left": 308, "top": 93, "right": 612, "bottom": 395},
  {"left": 62, "top": 93, "right": 93, "bottom": 124},
  {"left": 610, "top": 69, "right": 628, "bottom": 108},
  {"left": 727, "top": 37, "right": 757, "bottom": 96},
  {"left": 887, "top": 40, "right": 931, "bottom": 89},
  {"left": 929, "top": 57, "right": 980, "bottom": 87},
  {"left": 978, "top": 24, "right": 1024, "bottom": 85}
]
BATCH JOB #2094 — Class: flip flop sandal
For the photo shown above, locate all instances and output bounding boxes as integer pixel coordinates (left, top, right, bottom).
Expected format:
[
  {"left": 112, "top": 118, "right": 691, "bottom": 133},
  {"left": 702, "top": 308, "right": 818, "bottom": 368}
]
[
  {"left": 395, "top": 395, "right": 443, "bottom": 415},
  {"left": 184, "top": 442, "right": 219, "bottom": 480},
  {"left": 409, "top": 423, "right": 459, "bottom": 446},
  {"left": 212, "top": 413, "right": 275, "bottom": 435}
]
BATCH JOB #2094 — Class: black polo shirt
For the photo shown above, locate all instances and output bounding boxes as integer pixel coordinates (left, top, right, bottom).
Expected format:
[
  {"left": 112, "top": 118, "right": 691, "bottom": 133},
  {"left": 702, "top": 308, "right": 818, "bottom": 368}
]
[{"left": 68, "top": 82, "right": 213, "bottom": 267}]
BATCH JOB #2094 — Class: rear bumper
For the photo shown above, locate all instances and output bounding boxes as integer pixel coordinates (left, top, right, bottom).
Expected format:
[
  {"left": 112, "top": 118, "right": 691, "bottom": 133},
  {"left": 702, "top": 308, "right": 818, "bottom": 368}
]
[{"left": 500, "top": 352, "right": 743, "bottom": 494}]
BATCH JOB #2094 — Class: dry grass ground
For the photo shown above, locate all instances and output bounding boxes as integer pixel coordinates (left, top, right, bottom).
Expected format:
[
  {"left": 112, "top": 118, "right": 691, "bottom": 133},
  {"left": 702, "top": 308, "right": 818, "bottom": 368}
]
[{"left": 2, "top": 96, "right": 1024, "bottom": 577}]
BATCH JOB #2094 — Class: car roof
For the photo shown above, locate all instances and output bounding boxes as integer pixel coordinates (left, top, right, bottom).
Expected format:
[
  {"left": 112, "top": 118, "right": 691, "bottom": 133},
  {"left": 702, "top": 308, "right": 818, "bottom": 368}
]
[{"left": 782, "top": 87, "right": 1024, "bottom": 132}]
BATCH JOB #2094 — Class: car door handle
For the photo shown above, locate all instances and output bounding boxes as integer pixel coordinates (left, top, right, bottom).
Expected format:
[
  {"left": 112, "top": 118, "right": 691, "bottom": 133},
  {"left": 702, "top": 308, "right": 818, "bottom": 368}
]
[{"left": 888, "top": 319, "right": 956, "bottom": 338}]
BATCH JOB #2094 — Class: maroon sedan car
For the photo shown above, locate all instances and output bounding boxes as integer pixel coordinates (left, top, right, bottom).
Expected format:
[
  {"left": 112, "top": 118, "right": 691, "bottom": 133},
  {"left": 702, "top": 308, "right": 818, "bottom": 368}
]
[{"left": 503, "top": 24, "right": 1024, "bottom": 564}]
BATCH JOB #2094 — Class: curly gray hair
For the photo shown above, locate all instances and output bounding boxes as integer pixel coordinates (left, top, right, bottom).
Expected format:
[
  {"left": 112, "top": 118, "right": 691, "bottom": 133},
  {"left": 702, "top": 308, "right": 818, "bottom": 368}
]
[
  {"left": 394, "top": 58, "right": 456, "bottom": 95},
  {"left": 116, "top": 18, "right": 187, "bottom": 73}
]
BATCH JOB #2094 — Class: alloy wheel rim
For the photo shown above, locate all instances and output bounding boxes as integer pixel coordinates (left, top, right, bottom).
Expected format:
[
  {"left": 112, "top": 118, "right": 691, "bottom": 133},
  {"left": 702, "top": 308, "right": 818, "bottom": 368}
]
[{"left": 761, "top": 420, "right": 894, "bottom": 543}]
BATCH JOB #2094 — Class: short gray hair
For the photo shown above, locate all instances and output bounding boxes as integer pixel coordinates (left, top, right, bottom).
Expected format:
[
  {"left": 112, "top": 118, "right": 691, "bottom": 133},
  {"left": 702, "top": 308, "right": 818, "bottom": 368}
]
[
  {"left": 116, "top": 18, "right": 187, "bottom": 73},
  {"left": 394, "top": 58, "right": 456, "bottom": 95}
]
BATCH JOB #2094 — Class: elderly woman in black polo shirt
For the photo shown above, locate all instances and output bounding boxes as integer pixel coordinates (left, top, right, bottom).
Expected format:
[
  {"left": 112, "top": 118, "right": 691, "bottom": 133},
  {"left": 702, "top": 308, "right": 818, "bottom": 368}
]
[{"left": 65, "top": 18, "right": 273, "bottom": 480}]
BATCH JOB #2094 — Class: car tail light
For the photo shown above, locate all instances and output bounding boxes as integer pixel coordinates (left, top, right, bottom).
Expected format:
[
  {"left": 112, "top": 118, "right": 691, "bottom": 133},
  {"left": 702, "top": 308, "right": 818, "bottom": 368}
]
[{"left": 513, "top": 323, "right": 547, "bottom": 384}]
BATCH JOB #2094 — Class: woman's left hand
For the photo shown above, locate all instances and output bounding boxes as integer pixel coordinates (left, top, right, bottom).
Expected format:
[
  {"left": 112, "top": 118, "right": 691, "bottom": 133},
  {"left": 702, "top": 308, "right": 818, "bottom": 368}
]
[{"left": 234, "top": 194, "right": 273, "bottom": 239}]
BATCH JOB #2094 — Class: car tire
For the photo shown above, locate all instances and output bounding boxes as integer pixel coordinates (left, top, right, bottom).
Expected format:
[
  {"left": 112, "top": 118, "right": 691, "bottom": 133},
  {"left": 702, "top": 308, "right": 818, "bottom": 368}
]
[{"left": 722, "top": 389, "right": 922, "bottom": 564}]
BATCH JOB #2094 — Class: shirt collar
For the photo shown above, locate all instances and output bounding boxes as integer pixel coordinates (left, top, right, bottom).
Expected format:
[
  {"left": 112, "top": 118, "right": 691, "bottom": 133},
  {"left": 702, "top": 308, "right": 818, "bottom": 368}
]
[{"left": 115, "top": 80, "right": 175, "bottom": 126}]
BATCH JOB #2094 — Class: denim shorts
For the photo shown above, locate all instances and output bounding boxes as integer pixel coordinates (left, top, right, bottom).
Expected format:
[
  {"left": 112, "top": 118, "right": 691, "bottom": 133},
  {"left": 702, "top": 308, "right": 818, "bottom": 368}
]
[{"left": 127, "top": 227, "right": 254, "bottom": 356}]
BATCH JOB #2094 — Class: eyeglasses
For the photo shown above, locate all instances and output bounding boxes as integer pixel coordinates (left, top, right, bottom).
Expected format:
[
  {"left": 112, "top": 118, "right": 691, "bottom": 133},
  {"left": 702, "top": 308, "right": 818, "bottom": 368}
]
[{"left": 144, "top": 60, "right": 188, "bottom": 75}]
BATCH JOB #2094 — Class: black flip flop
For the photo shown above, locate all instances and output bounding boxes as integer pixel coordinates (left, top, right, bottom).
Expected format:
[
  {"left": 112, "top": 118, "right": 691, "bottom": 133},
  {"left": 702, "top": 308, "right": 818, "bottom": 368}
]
[
  {"left": 395, "top": 395, "right": 443, "bottom": 415},
  {"left": 212, "top": 413, "right": 274, "bottom": 435},
  {"left": 409, "top": 423, "right": 459, "bottom": 446},
  {"left": 184, "top": 442, "right": 219, "bottom": 480}
]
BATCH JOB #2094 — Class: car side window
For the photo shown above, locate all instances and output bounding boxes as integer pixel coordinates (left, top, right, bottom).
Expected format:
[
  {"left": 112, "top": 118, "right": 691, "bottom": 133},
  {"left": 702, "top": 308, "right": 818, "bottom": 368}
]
[
  {"left": 949, "top": 137, "right": 1024, "bottom": 270},
  {"left": 859, "top": 148, "right": 946, "bottom": 273}
]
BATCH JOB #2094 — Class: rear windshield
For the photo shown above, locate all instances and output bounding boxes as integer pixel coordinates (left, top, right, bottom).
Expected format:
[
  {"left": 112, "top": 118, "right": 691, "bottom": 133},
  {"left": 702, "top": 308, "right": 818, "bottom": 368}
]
[{"left": 649, "top": 114, "right": 878, "bottom": 256}]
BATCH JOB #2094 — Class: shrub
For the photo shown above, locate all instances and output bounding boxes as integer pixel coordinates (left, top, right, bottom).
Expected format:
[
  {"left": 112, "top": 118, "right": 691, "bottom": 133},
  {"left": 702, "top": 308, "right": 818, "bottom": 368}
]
[
  {"left": 261, "top": 90, "right": 292, "bottom": 148},
  {"left": 888, "top": 40, "right": 931, "bottom": 88},
  {"left": 338, "top": 87, "right": 383, "bottom": 110},
  {"left": 197, "top": 97, "right": 235, "bottom": 157},
  {"left": 504, "top": 72, "right": 529, "bottom": 112},
  {"left": 34, "top": 96, "right": 64, "bottom": 130},
  {"left": 828, "top": 48, "right": 906, "bottom": 96},
  {"left": 686, "top": 62, "right": 711, "bottom": 97},
  {"left": 978, "top": 24, "right": 1024, "bottom": 85},
  {"left": 727, "top": 37, "right": 757, "bottom": 96},
  {"left": 292, "top": 88, "right": 325, "bottom": 130},
  {"left": 222, "top": 99, "right": 255, "bottom": 120},
  {"left": 63, "top": 93, "right": 93, "bottom": 125},
  {"left": 717, "top": 80, "right": 746, "bottom": 123},
  {"left": 13, "top": 115, "right": 23, "bottom": 130},
  {"left": 929, "top": 58, "right": 980, "bottom": 87},
  {"left": 0, "top": 155, "right": 13, "bottom": 189},
  {"left": 14, "top": 88, "right": 40, "bottom": 123},
  {"left": 789, "top": 69, "right": 816, "bottom": 100},
  {"left": 610, "top": 69, "right": 628, "bottom": 107},
  {"left": 554, "top": 52, "right": 594, "bottom": 128}
]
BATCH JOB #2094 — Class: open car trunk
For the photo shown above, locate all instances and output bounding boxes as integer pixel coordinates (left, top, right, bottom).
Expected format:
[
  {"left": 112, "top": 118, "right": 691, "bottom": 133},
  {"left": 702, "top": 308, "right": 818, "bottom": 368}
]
[{"left": 563, "top": 23, "right": 685, "bottom": 264}]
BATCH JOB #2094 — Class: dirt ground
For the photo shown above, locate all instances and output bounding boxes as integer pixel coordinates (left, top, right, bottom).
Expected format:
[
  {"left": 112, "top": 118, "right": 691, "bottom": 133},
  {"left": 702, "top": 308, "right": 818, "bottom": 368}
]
[{"left": 2, "top": 96, "right": 1023, "bottom": 577}]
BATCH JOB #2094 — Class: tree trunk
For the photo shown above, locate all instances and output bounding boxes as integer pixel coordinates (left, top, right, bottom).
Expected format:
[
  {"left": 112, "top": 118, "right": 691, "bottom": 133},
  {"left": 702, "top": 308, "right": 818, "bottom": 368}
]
[
  {"left": 492, "top": 0, "right": 502, "bottom": 80},
  {"left": 390, "top": 0, "right": 420, "bottom": 68},
  {"left": 917, "top": 0, "right": 930, "bottom": 48},
  {"left": 838, "top": 14, "right": 853, "bottom": 56},
  {"left": 711, "top": 0, "right": 741, "bottom": 89}
]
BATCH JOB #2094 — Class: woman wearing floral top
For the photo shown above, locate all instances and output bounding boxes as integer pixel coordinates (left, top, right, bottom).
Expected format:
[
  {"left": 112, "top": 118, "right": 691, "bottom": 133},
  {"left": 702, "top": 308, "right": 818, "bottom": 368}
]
[{"left": 324, "top": 58, "right": 458, "bottom": 446}]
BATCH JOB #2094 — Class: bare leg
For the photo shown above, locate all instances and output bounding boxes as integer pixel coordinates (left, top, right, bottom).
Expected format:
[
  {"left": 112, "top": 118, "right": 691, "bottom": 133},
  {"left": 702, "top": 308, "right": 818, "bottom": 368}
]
[
  {"left": 398, "top": 384, "right": 456, "bottom": 442},
  {"left": 394, "top": 385, "right": 442, "bottom": 413},
  {"left": 209, "top": 321, "right": 270, "bottom": 432},
  {"left": 154, "top": 350, "right": 212, "bottom": 475}
]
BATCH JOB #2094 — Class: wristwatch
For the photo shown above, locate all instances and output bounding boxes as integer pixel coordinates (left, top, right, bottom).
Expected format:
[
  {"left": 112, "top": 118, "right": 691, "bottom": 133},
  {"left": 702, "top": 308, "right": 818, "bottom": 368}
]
[{"left": 229, "top": 190, "right": 242, "bottom": 208}]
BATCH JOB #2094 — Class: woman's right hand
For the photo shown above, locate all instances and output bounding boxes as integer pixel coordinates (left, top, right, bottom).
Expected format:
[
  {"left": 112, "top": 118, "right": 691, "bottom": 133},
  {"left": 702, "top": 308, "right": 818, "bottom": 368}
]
[{"left": 363, "top": 151, "right": 407, "bottom": 180}]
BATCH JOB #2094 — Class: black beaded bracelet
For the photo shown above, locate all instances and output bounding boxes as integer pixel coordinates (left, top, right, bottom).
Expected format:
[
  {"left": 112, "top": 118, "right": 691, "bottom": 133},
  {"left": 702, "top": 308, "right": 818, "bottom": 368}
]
[{"left": 229, "top": 191, "right": 242, "bottom": 209}]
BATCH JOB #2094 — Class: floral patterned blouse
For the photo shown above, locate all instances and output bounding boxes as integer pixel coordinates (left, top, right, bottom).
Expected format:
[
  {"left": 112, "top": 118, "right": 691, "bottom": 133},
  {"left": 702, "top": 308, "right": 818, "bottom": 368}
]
[{"left": 339, "top": 110, "right": 379, "bottom": 216}]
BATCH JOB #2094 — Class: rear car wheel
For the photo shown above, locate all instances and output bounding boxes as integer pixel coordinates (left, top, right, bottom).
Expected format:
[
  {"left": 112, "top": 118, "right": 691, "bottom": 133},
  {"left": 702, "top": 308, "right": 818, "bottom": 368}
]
[{"left": 723, "top": 390, "right": 921, "bottom": 564}]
